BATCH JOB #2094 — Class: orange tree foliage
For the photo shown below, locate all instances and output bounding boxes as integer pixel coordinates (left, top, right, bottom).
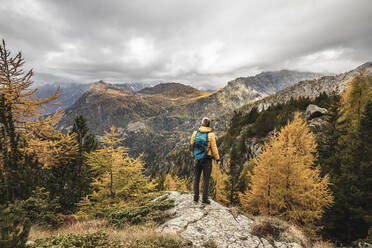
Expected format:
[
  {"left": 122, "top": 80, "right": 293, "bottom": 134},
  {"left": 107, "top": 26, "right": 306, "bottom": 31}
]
[
  {"left": 239, "top": 113, "right": 333, "bottom": 235},
  {"left": 210, "top": 160, "right": 229, "bottom": 205},
  {"left": 0, "top": 40, "right": 60, "bottom": 126},
  {"left": 79, "top": 126, "right": 156, "bottom": 217},
  {"left": 163, "top": 173, "right": 187, "bottom": 191},
  {"left": 0, "top": 40, "right": 76, "bottom": 169},
  {"left": 339, "top": 75, "right": 372, "bottom": 127}
]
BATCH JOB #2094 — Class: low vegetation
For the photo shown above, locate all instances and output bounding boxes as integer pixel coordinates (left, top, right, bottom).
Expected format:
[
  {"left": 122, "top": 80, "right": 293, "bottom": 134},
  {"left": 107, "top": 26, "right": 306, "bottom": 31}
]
[
  {"left": 27, "top": 220, "right": 191, "bottom": 248},
  {"left": 107, "top": 195, "right": 175, "bottom": 228}
]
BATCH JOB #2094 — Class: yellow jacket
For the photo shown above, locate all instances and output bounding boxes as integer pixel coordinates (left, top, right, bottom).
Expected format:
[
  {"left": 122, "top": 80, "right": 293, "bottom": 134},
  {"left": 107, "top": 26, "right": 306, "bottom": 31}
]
[{"left": 190, "top": 126, "right": 220, "bottom": 161}]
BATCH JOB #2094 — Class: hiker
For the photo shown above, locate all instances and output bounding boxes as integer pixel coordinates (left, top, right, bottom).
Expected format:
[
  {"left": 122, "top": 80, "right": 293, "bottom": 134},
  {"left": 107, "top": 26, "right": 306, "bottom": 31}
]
[{"left": 190, "top": 117, "right": 220, "bottom": 204}]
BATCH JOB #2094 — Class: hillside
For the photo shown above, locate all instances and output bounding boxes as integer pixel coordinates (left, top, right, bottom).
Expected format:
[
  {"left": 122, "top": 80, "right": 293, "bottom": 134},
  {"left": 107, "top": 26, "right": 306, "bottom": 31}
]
[
  {"left": 33, "top": 81, "right": 159, "bottom": 114},
  {"left": 58, "top": 70, "right": 321, "bottom": 171}
]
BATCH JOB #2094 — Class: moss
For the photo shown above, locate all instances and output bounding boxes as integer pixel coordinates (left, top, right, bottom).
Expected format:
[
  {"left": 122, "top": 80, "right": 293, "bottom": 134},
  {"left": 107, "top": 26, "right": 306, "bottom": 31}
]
[{"left": 107, "top": 195, "right": 175, "bottom": 228}]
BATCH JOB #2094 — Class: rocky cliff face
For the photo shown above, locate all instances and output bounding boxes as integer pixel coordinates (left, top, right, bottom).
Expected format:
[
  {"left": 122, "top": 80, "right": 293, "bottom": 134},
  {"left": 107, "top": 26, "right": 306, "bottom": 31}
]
[
  {"left": 157, "top": 191, "right": 305, "bottom": 248},
  {"left": 213, "top": 70, "right": 323, "bottom": 113},
  {"left": 242, "top": 62, "right": 372, "bottom": 113}
]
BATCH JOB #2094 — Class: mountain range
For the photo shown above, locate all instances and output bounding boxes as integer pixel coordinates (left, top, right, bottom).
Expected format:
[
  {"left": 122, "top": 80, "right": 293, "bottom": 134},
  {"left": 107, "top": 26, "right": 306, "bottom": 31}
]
[
  {"left": 56, "top": 70, "right": 323, "bottom": 171},
  {"left": 33, "top": 81, "right": 160, "bottom": 114}
]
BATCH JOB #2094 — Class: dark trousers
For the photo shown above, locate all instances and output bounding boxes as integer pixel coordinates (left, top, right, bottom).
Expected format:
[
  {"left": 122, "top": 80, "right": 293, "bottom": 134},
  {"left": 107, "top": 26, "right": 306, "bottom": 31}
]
[{"left": 193, "top": 157, "right": 212, "bottom": 201}]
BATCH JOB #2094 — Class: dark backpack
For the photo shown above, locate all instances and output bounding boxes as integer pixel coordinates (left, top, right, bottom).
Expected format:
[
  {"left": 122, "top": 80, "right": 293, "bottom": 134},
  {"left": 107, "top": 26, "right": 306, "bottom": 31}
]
[{"left": 192, "top": 131, "right": 209, "bottom": 160}]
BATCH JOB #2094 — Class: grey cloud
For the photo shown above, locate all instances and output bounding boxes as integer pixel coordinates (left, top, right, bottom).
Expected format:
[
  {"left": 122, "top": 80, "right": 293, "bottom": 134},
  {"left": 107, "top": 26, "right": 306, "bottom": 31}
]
[{"left": 0, "top": 0, "right": 371, "bottom": 88}]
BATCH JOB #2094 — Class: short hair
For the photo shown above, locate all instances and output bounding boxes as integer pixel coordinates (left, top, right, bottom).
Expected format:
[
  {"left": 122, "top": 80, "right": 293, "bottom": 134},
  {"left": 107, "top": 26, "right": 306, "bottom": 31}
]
[{"left": 201, "top": 117, "right": 210, "bottom": 127}]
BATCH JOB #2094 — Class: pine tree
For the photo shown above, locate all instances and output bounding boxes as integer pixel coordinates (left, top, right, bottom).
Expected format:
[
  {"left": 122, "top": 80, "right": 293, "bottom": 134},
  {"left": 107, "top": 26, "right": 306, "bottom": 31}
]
[
  {"left": 322, "top": 76, "right": 372, "bottom": 243},
  {"left": 0, "top": 94, "right": 39, "bottom": 202},
  {"left": 240, "top": 113, "right": 333, "bottom": 235},
  {"left": 58, "top": 114, "right": 98, "bottom": 212},
  {"left": 238, "top": 159, "right": 255, "bottom": 193},
  {"left": 72, "top": 114, "right": 98, "bottom": 165},
  {"left": 225, "top": 143, "right": 243, "bottom": 205},
  {"left": 0, "top": 204, "right": 30, "bottom": 248}
]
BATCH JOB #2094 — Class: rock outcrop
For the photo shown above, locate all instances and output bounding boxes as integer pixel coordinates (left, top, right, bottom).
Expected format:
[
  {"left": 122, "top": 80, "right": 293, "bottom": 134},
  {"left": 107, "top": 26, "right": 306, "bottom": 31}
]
[
  {"left": 305, "top": 104, "right": 328, "bottom": 120},
  {"left": 157, "top": 191, "right": 303, "bottom": 248}
]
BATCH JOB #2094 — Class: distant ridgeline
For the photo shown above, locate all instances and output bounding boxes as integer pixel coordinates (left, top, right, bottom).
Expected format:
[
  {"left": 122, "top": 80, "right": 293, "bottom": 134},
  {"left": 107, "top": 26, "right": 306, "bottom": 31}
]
[{"left": 57, "top": 70, "right": 323, "bottom": 173}]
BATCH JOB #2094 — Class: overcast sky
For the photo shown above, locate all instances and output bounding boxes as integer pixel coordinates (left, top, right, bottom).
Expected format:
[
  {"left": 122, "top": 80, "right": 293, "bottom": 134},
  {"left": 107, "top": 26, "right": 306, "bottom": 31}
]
[{"left": 0, "top": 0, "right": 371, "bottom": 89}]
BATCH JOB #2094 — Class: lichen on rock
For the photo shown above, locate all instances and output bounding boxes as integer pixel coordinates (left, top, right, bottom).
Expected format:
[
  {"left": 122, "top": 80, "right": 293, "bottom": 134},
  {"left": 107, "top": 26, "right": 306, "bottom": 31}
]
[{"left": 156, "top": 191, "right": 305, "bottom": 248}]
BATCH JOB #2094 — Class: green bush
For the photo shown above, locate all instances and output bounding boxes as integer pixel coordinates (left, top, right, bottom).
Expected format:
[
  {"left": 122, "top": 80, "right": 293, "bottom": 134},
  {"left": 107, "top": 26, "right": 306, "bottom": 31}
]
[
  {"left": 17, "top": 187, "right": 63, "bottom": 228},
  {"left": 0, "top": 203, "right": 31, "bottom": 248},
  {"left": 107, "top": 195, "right": 175, "bottom": 228}
]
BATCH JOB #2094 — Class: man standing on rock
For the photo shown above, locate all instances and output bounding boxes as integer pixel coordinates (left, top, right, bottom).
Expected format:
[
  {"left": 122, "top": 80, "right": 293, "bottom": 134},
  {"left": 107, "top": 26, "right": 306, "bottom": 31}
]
[{"left": 190, "top": 117, "right": 220, "bottom": 204}]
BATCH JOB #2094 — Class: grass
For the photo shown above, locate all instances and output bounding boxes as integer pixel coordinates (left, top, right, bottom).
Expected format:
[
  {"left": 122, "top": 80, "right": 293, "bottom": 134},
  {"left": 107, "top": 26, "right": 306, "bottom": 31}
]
[{"left": 28, "top": 219, "right": 188, "bottom": 247}]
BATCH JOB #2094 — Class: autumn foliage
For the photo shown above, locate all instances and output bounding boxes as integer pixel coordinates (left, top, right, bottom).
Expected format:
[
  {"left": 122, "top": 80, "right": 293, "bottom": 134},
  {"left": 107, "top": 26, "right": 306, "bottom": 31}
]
[
  {"left": 79, "top": 126, "right": 156, "bottom": 217},
  {"left": 239, "top": 113, "right": 334, "bottom": 234}
]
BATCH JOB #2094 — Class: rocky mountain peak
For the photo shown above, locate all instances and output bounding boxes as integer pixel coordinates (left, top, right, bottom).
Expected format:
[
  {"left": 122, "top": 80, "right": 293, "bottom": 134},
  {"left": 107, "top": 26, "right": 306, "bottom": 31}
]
[
  {"left": 157, "top": 191, "right": 305, "bottom": 248},
  {"left": 87, "top": 80, "right": 132, "bottom": 96},
  {"left": 138, "top": 82, "right": 206, "bottom": 98},
  {"left": 354, "top": 61, "right": 372, "bottom": 73}
]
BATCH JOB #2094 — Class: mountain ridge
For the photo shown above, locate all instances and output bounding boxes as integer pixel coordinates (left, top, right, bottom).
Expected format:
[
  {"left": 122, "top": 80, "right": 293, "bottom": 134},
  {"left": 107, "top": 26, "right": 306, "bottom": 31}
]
[{"left": 58, "top": 69, "right": 324, "bottom": 171}]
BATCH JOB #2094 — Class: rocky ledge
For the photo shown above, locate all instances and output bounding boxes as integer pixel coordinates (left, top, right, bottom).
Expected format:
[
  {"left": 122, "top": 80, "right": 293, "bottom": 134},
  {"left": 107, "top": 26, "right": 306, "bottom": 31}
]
[{"left": 156, "top": 191, "right": 304, "bottom": 248}]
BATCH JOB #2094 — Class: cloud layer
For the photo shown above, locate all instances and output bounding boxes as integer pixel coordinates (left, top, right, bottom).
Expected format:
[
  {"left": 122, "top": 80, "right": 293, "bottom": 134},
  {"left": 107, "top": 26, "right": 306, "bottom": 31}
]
[{"left": 0, "top": 0, "right": 371, "bottom": 88}]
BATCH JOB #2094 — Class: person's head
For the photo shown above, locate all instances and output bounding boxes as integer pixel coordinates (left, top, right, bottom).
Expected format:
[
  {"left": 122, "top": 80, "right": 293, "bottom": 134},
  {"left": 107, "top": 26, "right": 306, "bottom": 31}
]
[{"left": 201, "top": 117, "right": 210, "bottom": 127}]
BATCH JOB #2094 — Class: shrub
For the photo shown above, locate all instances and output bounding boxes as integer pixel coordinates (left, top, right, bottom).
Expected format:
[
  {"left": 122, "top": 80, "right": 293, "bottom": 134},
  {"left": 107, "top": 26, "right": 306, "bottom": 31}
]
[
  {"left": 107, "top": 195, "right": 174, "bottom": 228},
  {"left": 0, "top": 203, "right": 31, "bottom": 248},
  {"left": 27, "top": 232, "right": 121, "bottom": 248},
  {"left": 17, "top": 187, "right": 63, "bottom": 228},
  {"left": 27, "top": 231, "right": 192, "bottom": 248}
]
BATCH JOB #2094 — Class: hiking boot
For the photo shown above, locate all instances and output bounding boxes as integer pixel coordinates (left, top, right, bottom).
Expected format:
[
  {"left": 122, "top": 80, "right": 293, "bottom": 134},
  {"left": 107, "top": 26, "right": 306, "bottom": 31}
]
[
  {"left": 202, "top": 199, "right": 211, "bottom": 205},
  {"left": 193, "top": 196, "right": 199, "bottom": 203}
]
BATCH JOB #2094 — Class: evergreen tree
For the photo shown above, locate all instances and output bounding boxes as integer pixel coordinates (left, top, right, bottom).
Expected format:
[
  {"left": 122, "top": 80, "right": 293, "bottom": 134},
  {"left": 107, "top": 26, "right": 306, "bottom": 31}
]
[
  {"left": 0, "top": 204, "right": 30, "bottom": 248},
  {"left": 238, "top": 159, "right": 255, "bottom": 193},
  {"left": 240, "top": 113, "right": 333, "bottom": 236},
  {"left": 322, "top": 76, "right": 372, "bottom": 243},
  {"left": 0, "top": 94, "right": 39, "bottom": 202},
  {"left": 72, "top": 114, "right": 98, "bottom": 164},
  {"left": 56, "top": 114, "right": 99, "bottom": 212},
  {"left": 225, "top": 143, "right": 243, "bottom": 205}
]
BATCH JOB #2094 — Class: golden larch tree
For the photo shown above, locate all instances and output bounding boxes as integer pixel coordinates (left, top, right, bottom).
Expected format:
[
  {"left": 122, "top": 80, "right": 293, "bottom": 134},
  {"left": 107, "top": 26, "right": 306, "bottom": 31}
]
[
  {"left": 239, "top": 113, "right": 333, "bottom": 234},
  {"left": 79, "top": 126, "right": 156, "bottom": 216},
  {"left": 0, "top": 39, "right": 60, "bottom": 127},
  {"left": 210, "top": 160, "right": 229, "bottom": 205},
  {"left": 0, "top": 39, "right": 76, "bottom": 169},
  {"left": 163, "top": 173, "right": 187, "bottom": 191}
]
